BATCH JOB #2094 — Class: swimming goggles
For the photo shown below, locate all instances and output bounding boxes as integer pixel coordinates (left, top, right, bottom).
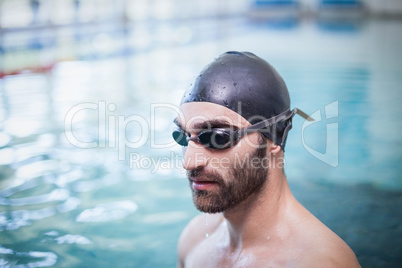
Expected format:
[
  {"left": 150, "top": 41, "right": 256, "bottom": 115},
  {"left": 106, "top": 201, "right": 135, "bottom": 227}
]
[{"left": 172, "top": 108, "right": 312, "bottom": 149}]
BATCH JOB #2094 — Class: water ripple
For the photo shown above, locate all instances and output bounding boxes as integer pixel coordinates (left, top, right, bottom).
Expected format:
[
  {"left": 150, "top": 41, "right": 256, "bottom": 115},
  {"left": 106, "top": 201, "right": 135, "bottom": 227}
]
[
  {"left": 55, "top": 234, "right": 92, "bottom": 245},
  {"left": 76, "top": 200, "right": 138, "bottom": 223},
  {"left": 57, "top": 197, "right": 81, "bottom": 213},
  {"left": 0, "top": 189, "right": 70, "bottom": 206},
  {"left": 73, "top": 174, "right": 121, "bottom": 193},
  {"left": 0, "top": 245, "right": 57, "bottom": 267},
  {"left": 0, "top": 208, "right": 55, "bottom": 231}
]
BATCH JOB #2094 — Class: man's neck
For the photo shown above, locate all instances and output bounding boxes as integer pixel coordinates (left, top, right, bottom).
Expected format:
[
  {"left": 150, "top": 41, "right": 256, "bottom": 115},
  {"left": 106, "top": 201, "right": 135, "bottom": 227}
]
[{"left": 222, "top": 168, "right": 294, "bottom": 251}]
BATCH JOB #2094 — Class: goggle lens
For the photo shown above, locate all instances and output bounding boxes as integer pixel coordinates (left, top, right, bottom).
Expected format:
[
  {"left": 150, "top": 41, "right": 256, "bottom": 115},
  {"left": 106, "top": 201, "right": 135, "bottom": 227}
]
[
  {"left": 172, "top": 130, "right": 188, "bottom": 146},
  {"left": 172, "top": 129, "right": 235, "bottom": 149}
]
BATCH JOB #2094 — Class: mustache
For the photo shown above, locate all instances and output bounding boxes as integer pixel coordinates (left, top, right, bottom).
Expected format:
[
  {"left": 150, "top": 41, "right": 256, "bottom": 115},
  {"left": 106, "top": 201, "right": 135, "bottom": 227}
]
[{"left": 187, "top": 168, "right": 224, "bottom": 184}]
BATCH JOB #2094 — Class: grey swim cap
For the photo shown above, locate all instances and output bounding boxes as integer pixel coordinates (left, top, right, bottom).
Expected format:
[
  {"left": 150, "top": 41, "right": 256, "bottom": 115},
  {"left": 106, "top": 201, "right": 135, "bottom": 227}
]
[{"left": 181, "top": 51, "right": 312, "bottom": 149}]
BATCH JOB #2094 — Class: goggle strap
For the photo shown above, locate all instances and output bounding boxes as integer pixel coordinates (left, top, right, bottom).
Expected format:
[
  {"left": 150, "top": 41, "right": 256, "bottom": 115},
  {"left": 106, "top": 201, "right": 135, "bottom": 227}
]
[
  {"left": 237, "top": 108, "right": 314, "bottom": 141},
  {"left": 281, "top": 117, "right": 293, "bottom": 148},
  {"left": 294, "top": 108, "right": 314, "bottom": 121},
  {"left": 238, "top": 109, "right": 294, "bottom": 137}
]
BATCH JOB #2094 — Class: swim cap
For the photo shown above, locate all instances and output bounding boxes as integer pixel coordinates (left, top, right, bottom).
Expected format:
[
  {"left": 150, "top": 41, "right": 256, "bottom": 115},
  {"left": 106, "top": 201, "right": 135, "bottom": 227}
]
[{"left": 181, "top": 51, "right": 312, "bottom": 149}]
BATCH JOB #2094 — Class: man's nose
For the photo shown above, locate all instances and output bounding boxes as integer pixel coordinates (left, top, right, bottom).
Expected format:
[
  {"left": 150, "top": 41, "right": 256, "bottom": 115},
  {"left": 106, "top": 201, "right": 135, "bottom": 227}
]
[{"left": 182, "top": 141, "right": 208, "bottom": 171}]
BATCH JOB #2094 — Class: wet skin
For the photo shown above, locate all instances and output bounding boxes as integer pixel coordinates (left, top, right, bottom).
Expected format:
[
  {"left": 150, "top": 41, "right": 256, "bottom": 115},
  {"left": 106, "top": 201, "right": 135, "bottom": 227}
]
[{"left": 176, "top": 102, "right": 360, "bottom": 268}]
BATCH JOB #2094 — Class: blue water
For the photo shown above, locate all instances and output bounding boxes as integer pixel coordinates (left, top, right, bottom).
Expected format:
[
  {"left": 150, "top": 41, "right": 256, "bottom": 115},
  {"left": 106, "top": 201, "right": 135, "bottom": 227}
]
[{"left": 1, "top": 17, "right": 402, "bottom": 267}]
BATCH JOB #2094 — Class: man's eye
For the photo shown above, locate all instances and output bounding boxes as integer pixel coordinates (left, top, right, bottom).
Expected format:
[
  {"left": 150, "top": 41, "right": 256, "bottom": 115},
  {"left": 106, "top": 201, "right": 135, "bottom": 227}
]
[{"left": 172, "top": 130, "right": 189, "bottom": 146}]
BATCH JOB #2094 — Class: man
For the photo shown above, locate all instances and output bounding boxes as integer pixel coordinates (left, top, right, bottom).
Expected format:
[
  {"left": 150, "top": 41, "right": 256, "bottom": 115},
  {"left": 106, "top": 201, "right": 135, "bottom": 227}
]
[{"left": 173, "top": 51, "right": 360, "bottom": 267}]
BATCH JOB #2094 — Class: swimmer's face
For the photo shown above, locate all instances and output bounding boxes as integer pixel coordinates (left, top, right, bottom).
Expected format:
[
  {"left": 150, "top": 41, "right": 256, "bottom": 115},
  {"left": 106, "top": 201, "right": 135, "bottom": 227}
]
[{"left": 175, "top": 102, "right": 272, "bottom": 213}]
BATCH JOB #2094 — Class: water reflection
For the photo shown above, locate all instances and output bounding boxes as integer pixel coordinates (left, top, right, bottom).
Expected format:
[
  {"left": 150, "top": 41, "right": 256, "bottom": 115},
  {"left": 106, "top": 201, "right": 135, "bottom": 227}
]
[
  {"left": 0, "top": 3, "right": 402, "bottom": 267},
  {"left": 1, "top": 207, "right": 55, "bottom": 231},
  {"left": 0, "top": 245, "right": 57, "bottom": 268},
  {"left": 0, "top": 188, "right": 69, "bottom": 206},
  {"left": 76, "top": 200, "right": 138, "bottom": 223}
]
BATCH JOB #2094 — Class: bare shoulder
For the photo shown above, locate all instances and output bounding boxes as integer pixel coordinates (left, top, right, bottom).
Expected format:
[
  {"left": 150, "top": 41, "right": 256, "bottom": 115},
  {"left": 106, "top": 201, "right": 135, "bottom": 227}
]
[
  {"left": 317, "top": 231, "right": 360, "bottom": 267},
  {"left": 177, "top": 213, "right": 223, "bottom": 268},
  {"left": 280, "top": 201, "right": 361, "bottom": 268},
  {"left": 298, "top": 219, "right": 361, "bottom": 268}
]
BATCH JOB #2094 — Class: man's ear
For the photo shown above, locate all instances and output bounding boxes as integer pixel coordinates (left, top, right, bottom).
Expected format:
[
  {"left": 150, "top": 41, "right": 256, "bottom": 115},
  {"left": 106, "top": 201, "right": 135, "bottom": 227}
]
[{"left": 270, "top": 143, "right": 281, "bottom": 154}]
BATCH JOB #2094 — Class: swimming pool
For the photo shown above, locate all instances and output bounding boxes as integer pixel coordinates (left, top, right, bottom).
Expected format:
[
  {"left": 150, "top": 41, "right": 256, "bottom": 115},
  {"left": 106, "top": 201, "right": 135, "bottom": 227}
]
[{"left": 1, "top": 16, "right": 401, "bottom": 267}]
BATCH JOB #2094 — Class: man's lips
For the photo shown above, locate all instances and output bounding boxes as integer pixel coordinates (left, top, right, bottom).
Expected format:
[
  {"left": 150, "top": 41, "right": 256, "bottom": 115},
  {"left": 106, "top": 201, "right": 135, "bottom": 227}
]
[{"left": 190, "top": 178, "right": 219, "bottom": 191}]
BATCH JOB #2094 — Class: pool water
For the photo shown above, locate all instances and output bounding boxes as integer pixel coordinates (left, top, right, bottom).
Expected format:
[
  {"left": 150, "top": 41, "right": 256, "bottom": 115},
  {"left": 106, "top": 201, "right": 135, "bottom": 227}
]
[{"left": 1, "top": 17, "right": 402, "bottom": 267}]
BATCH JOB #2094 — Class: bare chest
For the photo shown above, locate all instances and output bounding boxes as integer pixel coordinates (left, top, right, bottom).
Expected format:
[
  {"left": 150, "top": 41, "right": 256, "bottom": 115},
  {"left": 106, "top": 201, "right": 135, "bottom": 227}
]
[
  {"left": 184, "top": 235, "right": 303, "bottom": 268},
  {"left": 184, "top": 241, "right": 257, "bottom": 268}
]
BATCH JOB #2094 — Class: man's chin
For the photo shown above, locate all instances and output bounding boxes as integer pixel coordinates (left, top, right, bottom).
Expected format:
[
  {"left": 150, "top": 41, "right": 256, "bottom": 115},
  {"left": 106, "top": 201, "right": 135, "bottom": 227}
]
[
  {"left": 192, "top": 194, "right": 226, "bottom": 214},
  {"left": 194, "top": 204, "right": 225, "bottom": 214}
]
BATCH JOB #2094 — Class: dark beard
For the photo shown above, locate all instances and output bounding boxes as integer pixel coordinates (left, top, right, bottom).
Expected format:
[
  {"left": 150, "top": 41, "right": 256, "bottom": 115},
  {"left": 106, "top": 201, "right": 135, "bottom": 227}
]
[{"left": 187, "top": 142, "right": 268, "bottom": 214}]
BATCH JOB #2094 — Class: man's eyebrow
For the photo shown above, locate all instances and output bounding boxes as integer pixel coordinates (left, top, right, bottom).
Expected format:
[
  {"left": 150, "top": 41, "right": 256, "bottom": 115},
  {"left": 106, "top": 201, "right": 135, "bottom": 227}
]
[
  {"left": 193, "top": 119, "right": 238, "bottom": 130},
  {"left": 173, "top": 118, "right": 182, "bottom": 128},
  {"left": 174, "top": 118, "right": 238, "bottom": 131}
]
